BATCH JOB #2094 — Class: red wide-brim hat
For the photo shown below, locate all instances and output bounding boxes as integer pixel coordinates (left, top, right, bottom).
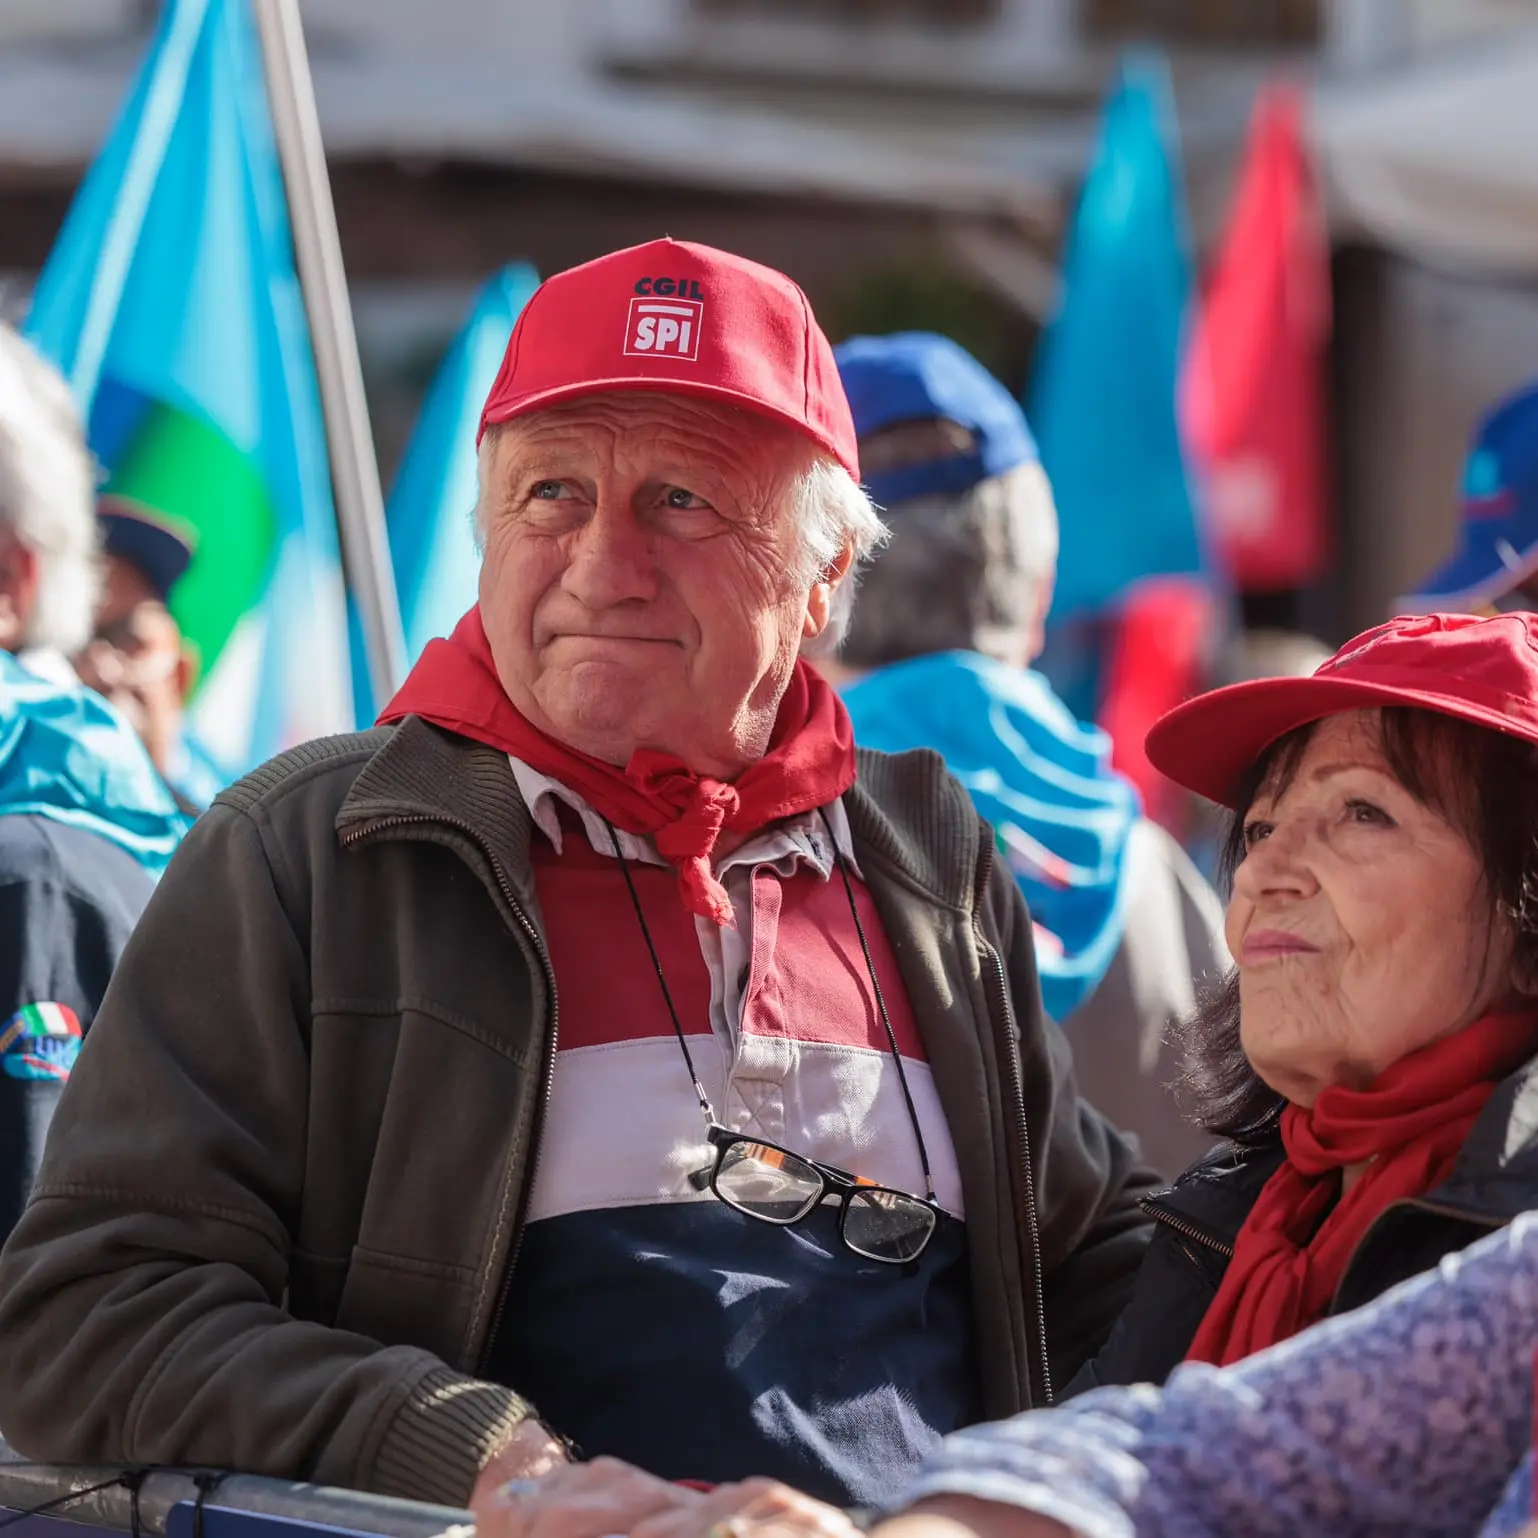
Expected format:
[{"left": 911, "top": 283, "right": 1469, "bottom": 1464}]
[{"left": 1147, "top": 611, "right": 1538, "bottom": 809}]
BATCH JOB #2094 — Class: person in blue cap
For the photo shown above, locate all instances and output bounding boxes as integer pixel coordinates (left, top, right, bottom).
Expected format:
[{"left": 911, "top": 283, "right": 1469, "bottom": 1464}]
[
  {"left": 1401, "top": 378, "right": 1538, "bottom": 614},
  {"left": 0, "top": 322, "right": 188, "bottom": 1241},
  {"left": 827, "top": 331, "right": 1227, "bottom": 1177},
  {"left": 74, "top": 495, "right": 228, "bottom": 815}
]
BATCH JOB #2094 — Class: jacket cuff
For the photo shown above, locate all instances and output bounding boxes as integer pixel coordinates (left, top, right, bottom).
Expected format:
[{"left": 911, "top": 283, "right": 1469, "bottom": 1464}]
[{"left": 370, "top": 1363, "right": 533, "bottom": 1506}]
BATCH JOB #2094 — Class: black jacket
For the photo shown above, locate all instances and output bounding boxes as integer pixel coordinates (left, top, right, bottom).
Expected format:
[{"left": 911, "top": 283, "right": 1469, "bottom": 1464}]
[
  {"left": 1067, "top": 1051, "right": 1538, "bottom": 1396},
  {"left": 0, "top": 814, "right": 153, "bottom": 1241}
]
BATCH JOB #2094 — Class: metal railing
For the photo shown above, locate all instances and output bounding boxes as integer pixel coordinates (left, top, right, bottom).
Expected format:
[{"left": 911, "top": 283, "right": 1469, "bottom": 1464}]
[{"left": 0, "top": 1438, "right": 468, "bottom": 1538}]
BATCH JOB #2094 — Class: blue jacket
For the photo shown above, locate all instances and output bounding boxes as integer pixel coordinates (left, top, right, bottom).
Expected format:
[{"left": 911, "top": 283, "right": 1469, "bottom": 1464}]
[
  {"left": 843, "top": 652, "right": 1140, "bottom": 1022},
  {"left": 0, "top": 651, "right": 189, "bottom": 875}
]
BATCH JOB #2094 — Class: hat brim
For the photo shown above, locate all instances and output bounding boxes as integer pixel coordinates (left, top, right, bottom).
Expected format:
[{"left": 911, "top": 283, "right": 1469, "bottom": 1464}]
[
  {"left": 98, "top": 498, "right": 196, "bottom": 601},
  {"left": 479, "top": 375, "right": 860, "bottom": 480},
  {"left": 1146, "top": 672, "right": 1538, "bottom": 809}
]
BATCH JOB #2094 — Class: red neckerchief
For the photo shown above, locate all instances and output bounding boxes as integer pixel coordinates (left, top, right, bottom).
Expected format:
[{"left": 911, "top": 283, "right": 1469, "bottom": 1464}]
[
  {"left": 1187, "top": 1008, "right": 1538, "bottom": 1366},
  {"left": 378, "top": 607, "right": 857, "bottom": 926}
]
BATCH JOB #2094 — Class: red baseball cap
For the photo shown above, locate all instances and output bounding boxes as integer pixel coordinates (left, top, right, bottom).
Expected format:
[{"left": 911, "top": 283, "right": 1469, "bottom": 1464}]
[
  {"left": 1147, "top": 611, "right": 1538, "bottom": 808},
  {"left": 477, "top": 237, "right": 860, "bottom": 480}
]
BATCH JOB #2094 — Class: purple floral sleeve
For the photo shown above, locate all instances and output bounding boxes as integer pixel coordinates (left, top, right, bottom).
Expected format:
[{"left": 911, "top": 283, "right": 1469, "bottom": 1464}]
[{"left": 894, "top": 1213, "right": 1538, "bottom": 1538}]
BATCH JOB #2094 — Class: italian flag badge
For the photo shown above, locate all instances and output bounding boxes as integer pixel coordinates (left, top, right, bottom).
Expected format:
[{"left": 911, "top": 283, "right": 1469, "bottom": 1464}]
[{"left": 1, "top": 1002, "right": 83, "bottom": 1081}]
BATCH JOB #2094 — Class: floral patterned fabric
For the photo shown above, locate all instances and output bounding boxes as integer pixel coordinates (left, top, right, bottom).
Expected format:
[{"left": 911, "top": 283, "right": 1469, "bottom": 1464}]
[{"left": 895, "top": 1211, "right": 1538, "bottom": 1537}]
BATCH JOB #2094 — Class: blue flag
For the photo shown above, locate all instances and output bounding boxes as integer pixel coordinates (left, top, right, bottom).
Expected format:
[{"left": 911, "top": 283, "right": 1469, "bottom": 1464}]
[
  {"left": 386, "top": 265, "right": 539, "bottom": 662},
  {"left": 1030, "top": 52, "right": 1204, "bottom": 624},
  {"left": 25, "top": 0, "right": 354, "bottom": 774}
]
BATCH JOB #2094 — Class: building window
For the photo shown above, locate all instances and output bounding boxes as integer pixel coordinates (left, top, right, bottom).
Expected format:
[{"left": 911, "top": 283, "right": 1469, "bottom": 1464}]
[
  {"left": 694, "top": 0, "right": 1001, "bottom": 24},
  {"left": 1087, "top": 0, "right": 1320, "bottom": 48}
]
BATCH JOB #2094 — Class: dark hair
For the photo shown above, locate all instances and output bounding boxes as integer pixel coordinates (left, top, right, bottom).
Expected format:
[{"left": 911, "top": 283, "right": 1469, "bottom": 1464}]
[{"left": 1175, "top": 706, "right": 1538, "bottom": 1139}]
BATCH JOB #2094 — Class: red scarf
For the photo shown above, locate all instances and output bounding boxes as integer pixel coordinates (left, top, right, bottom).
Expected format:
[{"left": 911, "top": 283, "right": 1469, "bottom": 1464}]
[
  {"left": 377, "top": 607, "right": 857, "bottom": 927},
  {"left": 1187, "top": 1008, "right": 1537, "bottom": 1368}
]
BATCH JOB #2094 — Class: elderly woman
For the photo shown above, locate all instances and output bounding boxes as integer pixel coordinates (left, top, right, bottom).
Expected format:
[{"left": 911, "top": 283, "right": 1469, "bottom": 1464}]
[
  {"left": 1073, "top": 608, "right": 1538, "bottom": 1389},
  {"left": 0, "top": 240, "right": 1155, "bottom": 1510}
]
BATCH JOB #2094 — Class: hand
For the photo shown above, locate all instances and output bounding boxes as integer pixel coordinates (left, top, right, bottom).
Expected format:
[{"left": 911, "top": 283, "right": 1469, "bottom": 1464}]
[
  {"left": 631, "top": 1479, "right": 860, "bottom": 1538},
  {"left": 470, "top": 1420, "right": 572, "bottom": 1512},
  {"left": 471, "top": 1454, "right": 703, "bottom": 1538}
]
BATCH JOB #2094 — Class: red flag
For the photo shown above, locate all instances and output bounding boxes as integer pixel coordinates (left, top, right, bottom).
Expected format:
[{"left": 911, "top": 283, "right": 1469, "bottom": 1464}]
[
  {"left": 1098, "top": 575, "right": 1217, "bottom": 839},
  {"left": 1182, "top": 85, "right": 1332, "bottom": 591}
]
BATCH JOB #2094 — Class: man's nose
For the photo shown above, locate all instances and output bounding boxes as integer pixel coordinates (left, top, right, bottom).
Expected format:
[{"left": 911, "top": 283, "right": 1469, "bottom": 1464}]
[{"left": 559, "top": 497, "right": 659, "bottom": 609}]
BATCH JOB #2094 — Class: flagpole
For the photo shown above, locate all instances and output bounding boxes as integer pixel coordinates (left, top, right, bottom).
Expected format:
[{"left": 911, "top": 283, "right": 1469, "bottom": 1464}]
[{"left": 251, "top": 0, "right": 407, "bottom": 707}]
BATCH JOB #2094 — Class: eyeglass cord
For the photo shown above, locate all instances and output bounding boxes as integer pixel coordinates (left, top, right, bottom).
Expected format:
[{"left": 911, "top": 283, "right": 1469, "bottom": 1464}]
[{"left": 603, "top": 811, "right": 937, "bottom": 1203}]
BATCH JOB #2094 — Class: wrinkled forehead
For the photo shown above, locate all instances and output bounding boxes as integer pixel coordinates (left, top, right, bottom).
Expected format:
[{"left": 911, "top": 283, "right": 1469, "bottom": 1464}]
[
  {"left": 1248, "top": 705, "right": 1474, "bottom": 830},
  {"left": 492, "top": 389, "right": 809, "bottom": 474},
  {"left": 1253, "top": 710, "right": 1387, "bottom": 796}
]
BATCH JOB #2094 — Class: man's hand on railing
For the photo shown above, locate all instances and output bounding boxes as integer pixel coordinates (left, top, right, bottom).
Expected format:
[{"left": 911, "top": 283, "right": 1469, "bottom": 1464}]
[
  {"left": 470, "top": 1420, "right": 573, "bottom": 1513},
  {"left": 470, "top": 1461, "right": 864, "bottom": 1538},
  {"left": 470, "top": 1457, "right": 702, "bottom": 1538}
]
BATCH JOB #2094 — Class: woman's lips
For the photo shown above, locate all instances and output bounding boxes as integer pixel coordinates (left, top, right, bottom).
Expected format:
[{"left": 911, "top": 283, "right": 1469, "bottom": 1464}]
[{"left": 1241, "top": 929, "right": 1321, "bottom": 963}]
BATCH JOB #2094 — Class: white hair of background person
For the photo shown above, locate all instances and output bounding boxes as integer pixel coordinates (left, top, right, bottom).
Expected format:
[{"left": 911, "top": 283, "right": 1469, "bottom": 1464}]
[
  {"left": 474, "top": 420, "right": 887, "bottom": 657},
  {"left": 836, "top": 460, "right": 1059, "bottom": 671},
  {"left": 0, "top": 323, "right": 101, "bottom": 656}
]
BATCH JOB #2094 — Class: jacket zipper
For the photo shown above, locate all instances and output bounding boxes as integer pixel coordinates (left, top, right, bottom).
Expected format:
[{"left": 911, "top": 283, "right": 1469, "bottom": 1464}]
[
  {"left": 1138, "top": 1198, "right": 1235, "bottom": 1260},
  {"left": 974, "top": 841, "right": 1053, "bottom": 1408},
  {"left": 338, "top": 813, "right": 559, "bottom": 1368}
]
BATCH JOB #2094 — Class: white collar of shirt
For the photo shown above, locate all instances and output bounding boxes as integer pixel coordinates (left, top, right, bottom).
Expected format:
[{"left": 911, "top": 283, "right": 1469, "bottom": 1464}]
[{"left": 507, "top": 755, "right": 858, "bottom": 881}]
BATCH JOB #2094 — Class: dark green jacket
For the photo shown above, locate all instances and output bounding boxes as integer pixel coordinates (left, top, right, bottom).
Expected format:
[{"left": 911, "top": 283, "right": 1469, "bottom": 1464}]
[{"left": 0, "top": 719, "right": 1157, "bottom": 1506}]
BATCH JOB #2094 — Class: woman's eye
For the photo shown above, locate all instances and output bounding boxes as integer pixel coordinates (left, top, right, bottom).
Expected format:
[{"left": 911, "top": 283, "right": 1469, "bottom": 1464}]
[
  {"left": 531, "top": 480, "right": 566, "bottom": 500},
  {"left": 1345, "top": 798, "right": 1394, "bottom": 828},
  {"left": 662, "top": 486, "right": 710, "bottom": 511},
  {"left": 1243, "top": 819, "right": 1273, "bottom": 847}
]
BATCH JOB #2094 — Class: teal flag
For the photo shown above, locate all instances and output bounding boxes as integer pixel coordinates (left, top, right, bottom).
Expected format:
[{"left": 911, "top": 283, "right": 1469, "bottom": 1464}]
[
  {"left": 386, "top": 265, "right": 539, "bottom": 661},
  {"left": 1030, "top": 52, "right": 1205, "bottom": 624},
  {"left": 25, "top": 0, "right": 356, "bottom": 773}
]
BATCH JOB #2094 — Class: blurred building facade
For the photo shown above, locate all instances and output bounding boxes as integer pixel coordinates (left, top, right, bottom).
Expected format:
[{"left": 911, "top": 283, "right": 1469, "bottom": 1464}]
[{"left": 2, "top": 0, "right": 1538, "bottom": 634}]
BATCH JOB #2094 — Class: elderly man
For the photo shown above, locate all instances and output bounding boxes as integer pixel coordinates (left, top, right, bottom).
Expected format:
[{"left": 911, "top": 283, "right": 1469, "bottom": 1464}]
[
  {"left": 824, "top": 333, "right": 1227, "bottom": 1179},
  {"left": 0, "top": 323, "right": 186, "bottom": 1240},
  {"left": 0, "top": 242, "right": 1156, "bottom": 1510}
]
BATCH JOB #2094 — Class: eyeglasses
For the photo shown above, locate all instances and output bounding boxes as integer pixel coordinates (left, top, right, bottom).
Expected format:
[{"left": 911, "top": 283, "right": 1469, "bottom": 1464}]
[
  {"left": 692, "top": 1124, "right": 940, "bottom": 1264},
  {"left": 605, "top": 811, "right": 944, "bottom": 1266}
]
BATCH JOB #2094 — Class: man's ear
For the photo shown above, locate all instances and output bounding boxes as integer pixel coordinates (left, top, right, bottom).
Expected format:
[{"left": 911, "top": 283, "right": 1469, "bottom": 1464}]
[
  {"left": 0, "top": 532, "right": 39, "bottom": 652},
  {"left": 802, "top": 542, "right": 856, "bottom": 643}
]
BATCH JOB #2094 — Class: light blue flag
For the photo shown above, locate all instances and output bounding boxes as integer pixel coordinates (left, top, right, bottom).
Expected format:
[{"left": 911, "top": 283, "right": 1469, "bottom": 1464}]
[
  {"left": 385, "top": 265, "right": 540, "bottom": 663},
  {"left": 25, "top": 0, "right": 355, "bottom": 775},
  {"left": 1029, "top": 52, "right": 1204, "bottom": 624}
]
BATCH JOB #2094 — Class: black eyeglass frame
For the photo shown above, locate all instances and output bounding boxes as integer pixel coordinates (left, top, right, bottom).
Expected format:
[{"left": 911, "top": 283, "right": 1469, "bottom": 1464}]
[
  {"left": 603, "top": 809, "right": 946, "bottom": 1268},
  {"left": 692, "top": 1122, "right": 943, "bottom": 1264}
]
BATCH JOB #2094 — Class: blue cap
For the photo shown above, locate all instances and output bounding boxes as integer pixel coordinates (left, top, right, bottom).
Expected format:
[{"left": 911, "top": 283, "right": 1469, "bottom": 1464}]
[
  {"left": 97, "top": 496, "right": 196, "bottom": 603},
  {"left": 834, "top": 332, "right": 1038, "bottom": 509},
  {"left": 1404, "top": 379, "right": 1538, "bottom": 610}
]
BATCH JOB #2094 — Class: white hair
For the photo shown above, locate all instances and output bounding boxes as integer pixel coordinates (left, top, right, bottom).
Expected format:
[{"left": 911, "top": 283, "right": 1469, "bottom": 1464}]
[
  {"left": 0, "top": 324, "right": 100, "bottom": 654},
  {"left": 837, "top": 460, "right": 1059, "bottom": 670},
  {"left": 788, "top": 456, "right": 886, "bottom": 658},
  {"left": 473, "top": 422, "right": 886, "bottom": 656}
]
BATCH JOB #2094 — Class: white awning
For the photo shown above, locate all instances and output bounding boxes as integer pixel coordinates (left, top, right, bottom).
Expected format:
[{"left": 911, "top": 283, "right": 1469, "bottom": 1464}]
[{"left": 1309, "top": 34, "right": 1538, "bottom": 278}]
